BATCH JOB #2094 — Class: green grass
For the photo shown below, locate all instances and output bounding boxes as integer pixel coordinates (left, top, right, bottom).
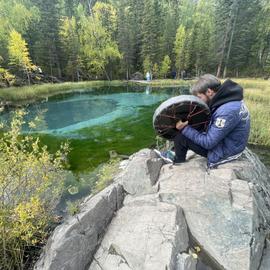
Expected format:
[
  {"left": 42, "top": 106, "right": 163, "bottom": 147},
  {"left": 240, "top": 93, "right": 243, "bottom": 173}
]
[
  {"left": 232, "top": 78, "right": 270, "bottom": 146},
  {"left": 0, "top": 80, "right": 182, "bottom": 103},
  {"left": 131, "top": 79, "right": 194, "bottom": 86},
  {"left": 0, "top": 79, "right": 191, "bottom": 105},
  {"left": 0, "top": 80, "right": 126, "bottom": 104}
]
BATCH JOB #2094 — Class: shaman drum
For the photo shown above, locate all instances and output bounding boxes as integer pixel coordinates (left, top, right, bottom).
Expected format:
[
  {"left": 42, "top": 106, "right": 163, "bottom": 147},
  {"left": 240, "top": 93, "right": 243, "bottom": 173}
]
[{"left": 153, "top": 95, "right": 210, "bottom": 140}]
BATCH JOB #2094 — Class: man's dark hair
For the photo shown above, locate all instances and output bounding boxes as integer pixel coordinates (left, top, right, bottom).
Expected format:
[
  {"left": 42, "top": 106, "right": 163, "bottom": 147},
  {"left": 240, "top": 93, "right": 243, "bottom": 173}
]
[{"left": 190, "top": 74, "right": 221, "bottom": 95}]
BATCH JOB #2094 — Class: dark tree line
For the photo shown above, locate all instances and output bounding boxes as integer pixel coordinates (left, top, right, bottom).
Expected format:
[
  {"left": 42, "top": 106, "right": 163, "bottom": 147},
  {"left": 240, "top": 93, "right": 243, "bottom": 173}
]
[{"left": 0, "top": 0, "right": 269, "bottom": 85}]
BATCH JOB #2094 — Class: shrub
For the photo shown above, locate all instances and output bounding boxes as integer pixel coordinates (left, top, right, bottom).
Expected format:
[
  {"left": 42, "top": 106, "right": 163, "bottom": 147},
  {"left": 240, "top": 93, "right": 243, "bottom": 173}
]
[
  {"left": 0, "top": 67, "right": 15, "bottom": 87},
  {"left": 93, "top": 158, "right": 121, "bottom": 193},
  {"left": 0, "top": 110, "right": 69, "bottom": 269}
]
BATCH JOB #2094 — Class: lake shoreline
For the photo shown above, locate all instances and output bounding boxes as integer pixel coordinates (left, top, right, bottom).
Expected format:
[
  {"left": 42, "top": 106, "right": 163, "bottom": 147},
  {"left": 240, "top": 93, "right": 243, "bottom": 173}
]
[
  {"left": 1, "top": 78, "right": 270, "bottom": 149},
  {"left": 0, "top": 77, "right": 268, "bottom": 107},
  {"left": 0, "top": 79, "right": 193, "bottom": 108}
]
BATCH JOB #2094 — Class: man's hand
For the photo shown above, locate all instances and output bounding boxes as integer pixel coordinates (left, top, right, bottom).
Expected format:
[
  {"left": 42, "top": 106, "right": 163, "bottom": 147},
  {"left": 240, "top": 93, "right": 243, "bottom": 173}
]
[{"left": 176, "top": 120, "right": 188, "bottom": 130}]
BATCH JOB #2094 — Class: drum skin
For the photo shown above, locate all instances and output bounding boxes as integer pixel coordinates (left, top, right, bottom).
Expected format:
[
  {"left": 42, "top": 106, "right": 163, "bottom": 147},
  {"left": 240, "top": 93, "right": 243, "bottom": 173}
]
[{"left": 153, "top": 95, "right": 210, "bottom": 140}]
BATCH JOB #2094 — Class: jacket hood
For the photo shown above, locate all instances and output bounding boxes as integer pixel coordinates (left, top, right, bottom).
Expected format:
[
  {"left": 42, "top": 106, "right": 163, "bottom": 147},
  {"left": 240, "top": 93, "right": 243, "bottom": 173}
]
[{"left": 209, "top": 79, "right": 243, "bottom": 111}]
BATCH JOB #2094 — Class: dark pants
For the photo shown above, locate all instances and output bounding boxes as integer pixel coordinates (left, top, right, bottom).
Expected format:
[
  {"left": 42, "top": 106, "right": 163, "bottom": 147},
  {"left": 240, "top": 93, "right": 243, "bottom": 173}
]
[{"left": 173, "top": 133, "right": 208, "bottom": 162}]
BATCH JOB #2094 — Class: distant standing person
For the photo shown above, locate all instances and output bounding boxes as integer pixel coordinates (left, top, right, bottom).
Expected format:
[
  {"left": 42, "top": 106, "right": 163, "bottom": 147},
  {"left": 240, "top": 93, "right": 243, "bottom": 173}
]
[{"left": 146, "top": 71, "right": 151, "bottom": 82}]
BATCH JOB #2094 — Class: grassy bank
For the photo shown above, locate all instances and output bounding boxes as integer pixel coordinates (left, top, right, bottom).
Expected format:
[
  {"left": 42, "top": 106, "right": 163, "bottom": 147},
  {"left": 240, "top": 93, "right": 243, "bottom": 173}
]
[
  {"left": 0, "top": 79, "right": 192, "bottom": 105},
  {"left": 233, "top": 78, "right": 270, "bottom": 146},
  {"left": 0, "top": 80, "right": 126, "bottom": 104},
  {"left": 131, "top": 79, "right": 194, "bottom": 86}
]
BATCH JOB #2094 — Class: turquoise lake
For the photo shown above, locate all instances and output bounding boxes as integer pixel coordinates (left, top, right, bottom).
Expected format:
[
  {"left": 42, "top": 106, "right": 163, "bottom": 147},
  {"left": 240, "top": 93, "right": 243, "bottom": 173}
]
[
  {"left": 0, "top": 85, "right": 190, "bottom": 202},
  {"left": 1, "top": 85, "right": 269, "bottom": 207},
  {"left": 1, "top": 85, "right": 189, "bottom": 172}
]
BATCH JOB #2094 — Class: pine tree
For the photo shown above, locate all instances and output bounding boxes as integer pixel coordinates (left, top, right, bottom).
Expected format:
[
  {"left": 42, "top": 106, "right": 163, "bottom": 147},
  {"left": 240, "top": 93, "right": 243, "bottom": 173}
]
[
  {"left": 178, "top": 0, "right": 197, "bottom": 29},
  {"left": 33, "top": 0, "right": 63, "bottom": 79},
  {"left": 228, "top": 0, "right": 263, "bottom": 76},
  {"left": 129, "top": 0, "right": 144, "bottom": 71},
  {"left": 141, "top": 0, "right": 163, "bottom": 64},
  {"left": 64, "top": 0, "right": 77, "bottom": 17},
  {"left": 60, "top": 17, "right": 81, "bottom": 81},
  {"left": 264, "top": 52, "right": 270, "bottom": 75},
  {"left": 192, "top": 0, "right": 215, "bottom": 76},
  {"left": 160, "top": 1, "right": 180, "bottom": 66},
  {"left": 174, "top": 25, "right": 187, "bottom": 78},
  {"left": 0, "top": 0, "right": 269, "bottom": 81},
  {"left": 159, "top": 55, "right": 171, "bottom": 78},
  {"left": 152, "top": 63, "right": 159, "bottom": 79},
  {"left": 93, "top": 2, "right": 117, "bottom": 38},
  {"left": 116, "top": 0, "right": 137, "bottom": 78},
  {"left": 214, "top": 0, "right": 239, "bottom": 77},
  {"left": 8, "top": 30, "right": 35, "bottom": 84},
  {"left": 0, "top": 0, "right": 37, "bottom": 67},
  {"left": 143, "top": 55, "right": 152, "bottom": 75},
  {"left": 259, "top": 0, "right": 270, "bottom": 75}
]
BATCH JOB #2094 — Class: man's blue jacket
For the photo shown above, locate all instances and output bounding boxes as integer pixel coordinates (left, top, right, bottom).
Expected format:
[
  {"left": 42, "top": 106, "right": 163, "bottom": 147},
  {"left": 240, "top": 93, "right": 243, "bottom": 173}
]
[{"left": 182, "top": 79, "right": 250, "bottom": 167}]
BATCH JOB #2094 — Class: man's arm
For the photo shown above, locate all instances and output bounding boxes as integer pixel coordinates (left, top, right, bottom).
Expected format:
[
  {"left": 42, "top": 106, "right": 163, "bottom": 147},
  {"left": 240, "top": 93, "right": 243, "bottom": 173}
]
[{"left": 181, "top": 113, "right": 239, "bottom": 150}]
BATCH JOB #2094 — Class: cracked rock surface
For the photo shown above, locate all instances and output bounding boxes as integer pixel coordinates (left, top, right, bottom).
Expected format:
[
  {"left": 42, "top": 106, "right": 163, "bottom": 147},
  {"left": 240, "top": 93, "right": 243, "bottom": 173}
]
[
  {"left": 35, "top": 148, "right": 270, "bottom": 270},
  {"left": 158, "top": 149, "right": 270, "bottom": 270},
  {"left": 89, "top": 195, "right": 188, "bottom": 270}
]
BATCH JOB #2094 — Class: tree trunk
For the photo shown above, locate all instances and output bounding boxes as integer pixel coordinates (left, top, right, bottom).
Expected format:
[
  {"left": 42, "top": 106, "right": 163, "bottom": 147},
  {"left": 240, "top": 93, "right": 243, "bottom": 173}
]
[
  {"left": 88, "top": 0, "right": 94, "bottom": 15},
  {"left": 216, "top": 6, "right": 234, "bottom": 78},
  {"left": 216, "top": 63, "right": 222, "bottom": 78},
  {"left": 55, "top": 55, "right": 62, "bottom": 79},
  {"left": 223, "top": 0, "right": 238, "bottom": 78},
  {"left": 223, "top": 66, "right": 227, "bottom": 78},
  {"left": 236, "top": 68, "right": 239, "bottom": 77},
  {"left": 177, "top": 64, "right": 181, "bottom": 79},
  {"left": 50, "top": 42, "right": 62, "bottom": 79},
  {"left": 126, "top": 67, "right": 129, "bottom": 80},
  {"left": 2, "top": 224, "right": 7, "bottom": 268},
  {"left": 50, "top": 59, "right": 53, "bottom": 83},
  {"left": 26, "top": 70, "right": 30, "bottom": 85},
  {"left": 104, "top": 69, "right": 111, "bottom": 81},
  {"left": 76, "top": 69, "right": 80, "bottom": 82}
]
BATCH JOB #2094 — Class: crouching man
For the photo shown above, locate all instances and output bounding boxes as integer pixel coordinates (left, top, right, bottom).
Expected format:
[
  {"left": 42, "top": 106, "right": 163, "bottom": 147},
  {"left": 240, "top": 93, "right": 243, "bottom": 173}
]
[{"left": 174, "top": 74, "right": 250, "bottom": 168}]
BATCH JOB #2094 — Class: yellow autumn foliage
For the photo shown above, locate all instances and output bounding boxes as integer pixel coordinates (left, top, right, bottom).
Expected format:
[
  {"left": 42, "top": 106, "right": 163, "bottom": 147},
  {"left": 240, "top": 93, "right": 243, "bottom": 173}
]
[
  {"left": 8, "top": 30, "right": 35, "bottom": 72},
  {"left": 0, "top": 66, "right": 15, "bottom": 86},
  {"left": 0, "top": 110, "right": 69, "bottom": 270}
]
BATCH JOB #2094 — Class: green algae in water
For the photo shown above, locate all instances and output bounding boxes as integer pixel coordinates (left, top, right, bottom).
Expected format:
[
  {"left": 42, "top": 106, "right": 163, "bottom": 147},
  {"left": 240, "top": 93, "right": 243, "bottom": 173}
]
[
  {"left": 39, "top": 104, "right": 157, "bottom": 173},
  {"left": 2, "top": 85, "right": 270, "bottom": 175},
  {"left": 9, "top": 87, "right": 173, "bottom": 173}
]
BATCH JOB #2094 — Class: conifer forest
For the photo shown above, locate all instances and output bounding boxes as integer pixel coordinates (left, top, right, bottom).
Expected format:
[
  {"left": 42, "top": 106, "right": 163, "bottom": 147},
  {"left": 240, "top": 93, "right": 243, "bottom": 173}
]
[{"left": 0, "top": 0, "right": 270, "bottom": 85}]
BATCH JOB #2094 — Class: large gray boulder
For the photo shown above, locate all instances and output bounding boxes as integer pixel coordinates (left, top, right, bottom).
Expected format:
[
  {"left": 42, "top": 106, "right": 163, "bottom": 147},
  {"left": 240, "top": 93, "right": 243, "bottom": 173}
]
[
  {"left": 158, "top": 149, "right": 270, "bottom": 270},
  {"left": 260, "top": 239, "right": 270, "bottom": 270},
  {"left": 34, "top": 184, "right": 124, "bottom": 270},
  {"left": 118, "top": 149, "right": 163, "bottom": 195},
  {"left": 89, "top": 195, "right": 189, "bottom": 270},
  {"left": 35, "top": 148, "right": 270, "bottom": 270}
]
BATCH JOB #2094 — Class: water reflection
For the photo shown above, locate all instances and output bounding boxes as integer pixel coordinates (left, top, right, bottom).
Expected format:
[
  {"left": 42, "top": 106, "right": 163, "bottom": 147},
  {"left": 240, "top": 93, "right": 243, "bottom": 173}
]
[{"left": 145, "top": 85, "right": 151, "bottom": 95}]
